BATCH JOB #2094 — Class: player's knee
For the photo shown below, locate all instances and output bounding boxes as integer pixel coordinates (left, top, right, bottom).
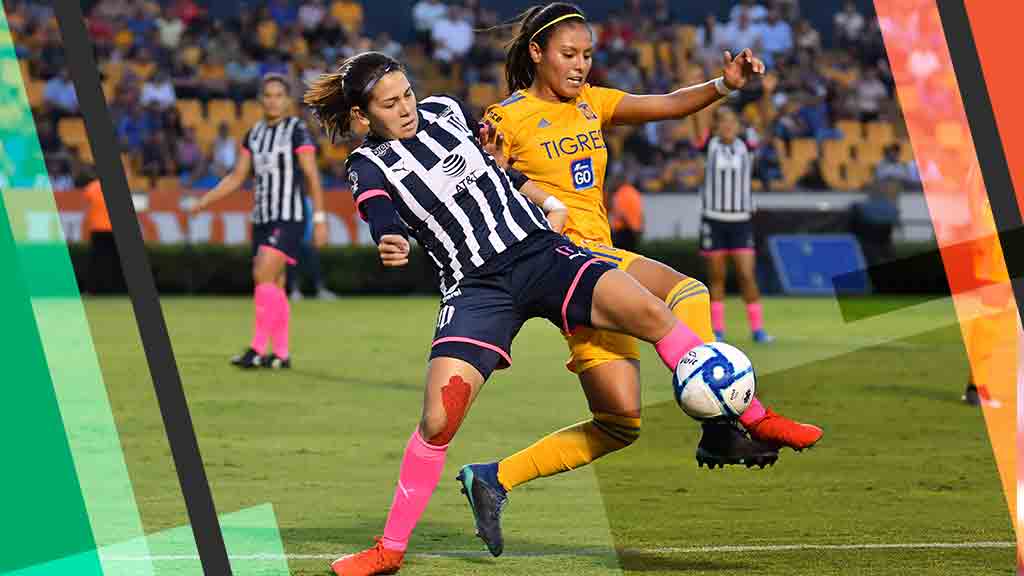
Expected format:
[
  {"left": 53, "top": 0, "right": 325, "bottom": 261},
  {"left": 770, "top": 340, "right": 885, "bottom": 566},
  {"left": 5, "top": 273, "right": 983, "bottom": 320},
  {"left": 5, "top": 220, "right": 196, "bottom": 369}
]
[
  {"left": 421, "top": 374, "right": 472, "bottom": 446},
  {"left": 419, "top": 412, "right": 448, "bottom": 444},
  {"left": 593, "top": 412, "right": 642, "bottom": 449},
  {"left": 637, "top": 294, "right": 675, "bottom": 333}
]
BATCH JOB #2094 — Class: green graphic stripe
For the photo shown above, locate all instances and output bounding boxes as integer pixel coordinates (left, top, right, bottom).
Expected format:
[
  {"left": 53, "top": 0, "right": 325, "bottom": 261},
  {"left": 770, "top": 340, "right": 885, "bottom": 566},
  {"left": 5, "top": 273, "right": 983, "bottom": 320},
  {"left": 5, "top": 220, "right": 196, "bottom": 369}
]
[{"left": 0, "top": 5, "right": 153, "bottom": 574}]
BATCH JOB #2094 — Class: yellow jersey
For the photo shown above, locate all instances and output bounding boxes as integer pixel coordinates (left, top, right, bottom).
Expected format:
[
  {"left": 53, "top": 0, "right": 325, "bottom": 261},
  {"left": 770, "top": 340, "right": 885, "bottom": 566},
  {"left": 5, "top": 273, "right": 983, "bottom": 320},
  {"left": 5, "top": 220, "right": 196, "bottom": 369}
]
[{"left": 485, "top": 84, "right": 626, "bottom": 245}]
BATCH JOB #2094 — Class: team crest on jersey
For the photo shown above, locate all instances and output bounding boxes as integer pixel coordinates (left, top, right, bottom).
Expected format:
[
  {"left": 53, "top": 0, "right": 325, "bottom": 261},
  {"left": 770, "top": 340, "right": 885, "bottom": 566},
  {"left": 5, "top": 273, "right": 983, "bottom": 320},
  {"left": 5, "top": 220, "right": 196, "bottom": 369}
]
[
  {"left": 348, "top": 170, "right": 359, "bottom": 193},
  {"left": 577, "top": 102, "right": 598, "bottom": 121}
]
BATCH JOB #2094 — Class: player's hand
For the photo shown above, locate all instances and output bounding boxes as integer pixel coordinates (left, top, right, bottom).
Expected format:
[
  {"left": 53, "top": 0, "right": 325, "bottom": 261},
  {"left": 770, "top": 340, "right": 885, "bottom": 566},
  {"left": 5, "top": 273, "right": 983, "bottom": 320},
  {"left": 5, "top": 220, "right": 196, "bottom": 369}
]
[
  {"left": 378, "top": 234, "right": 410, "bottom": 267},
  {"left": 722, "top": 49, "right": 766, "bottom": 91},
  {"left": 313, "top": 221, "right": 328, "bottom": 248},
  {"left": 546, "top": 209, "right": 567, "bottom": 234},
  {"left": 478, "top": 121, "right": 517, "bottom": 169}
]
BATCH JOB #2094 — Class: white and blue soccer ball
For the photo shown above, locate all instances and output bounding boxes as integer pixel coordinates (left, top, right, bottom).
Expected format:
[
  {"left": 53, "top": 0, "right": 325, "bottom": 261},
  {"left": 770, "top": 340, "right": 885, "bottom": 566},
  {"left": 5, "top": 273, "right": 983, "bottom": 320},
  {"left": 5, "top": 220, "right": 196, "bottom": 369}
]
[{"left": 673, "top": 342, "right": 756, "bottom": 421}]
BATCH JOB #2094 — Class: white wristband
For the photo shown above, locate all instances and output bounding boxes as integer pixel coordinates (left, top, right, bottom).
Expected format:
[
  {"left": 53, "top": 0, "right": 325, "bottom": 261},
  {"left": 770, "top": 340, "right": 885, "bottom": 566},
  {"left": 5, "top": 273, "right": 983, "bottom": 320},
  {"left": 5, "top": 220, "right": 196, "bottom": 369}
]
[
  {"left": 313, "top": 211, "right": 326, "bottom": 224},
  {"left": 714, "top": 76, "right": 735, "bottom": 96},
  {"left": 542, "top": 195, "right": 566, "bottom": 213}
]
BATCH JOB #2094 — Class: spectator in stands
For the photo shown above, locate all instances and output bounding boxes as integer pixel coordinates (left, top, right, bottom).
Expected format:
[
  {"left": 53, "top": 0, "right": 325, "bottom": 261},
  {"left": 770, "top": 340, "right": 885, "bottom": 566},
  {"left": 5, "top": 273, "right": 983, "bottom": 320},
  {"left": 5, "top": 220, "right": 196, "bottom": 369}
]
[
  {"left": 608, "top": 169, "right": 644, "bottom": 252},
  {"left": 140, "top": 130, "right": 175, "bottom": 178},
  {"left": 695, "top": 14, "right": 730, "bottom": 73},
  {"left": 874, "top": 143, "right": 920, "bottom": 187},
  {"left": 721, "top": 10, "right": 762, "bottom": 58},
  {"left": 431, "top": 5, "right": 474, "bottom": 68},
  {"left": 46, "top": 154, "right": 75, "bottom": 192},
  {"left": 227, "top": 56, "right": 262, "bottom": 101},
  {"left": 156, "top": 3, "right": 185, "bottom": 50},
  {"left": 849, "top": 178, "right": 900, "bottom": 265},
  {"left": 299, "top": 0, "right": 327, "bottom": 34},
  {"left": 412, "top": 0, "right": 446, "bottom": 52},
  {"left": 598, "top": 10, "right": 634, "bottom": 59},
  {"left": 834, "top": 0, "right": 865, "bottom": 50},
  {"left": 43, "top": 69, "right": 77, "bottom": 120},
  {"left": 375, "top": 32, "right": 402, "bottom": 60},
  {"left": 794, "top": 19, "right": 822, "bottom": 53},
  {"left": 730, "top": 0, "right": 767, "bottom": 25},
  {"left": 757, "top": 8, "right": 792, "bottom": 68},
  {"left": 772, "top": 95, "right": 810, "bottom": 141},
  {"left": 141, "top": 69, "right": 177, "bottom": 110},
  {"left": 175, "top": 126, "right": 204, "bottom": 184},
  {"left": 606, "top": 55, "right": 644, "bottom": 94},
  {"left": 854, "top": 66, "right": 889, "bottom": 122},
  {"left": 210, "top": 122, "right": 237, "bottom": 178}
]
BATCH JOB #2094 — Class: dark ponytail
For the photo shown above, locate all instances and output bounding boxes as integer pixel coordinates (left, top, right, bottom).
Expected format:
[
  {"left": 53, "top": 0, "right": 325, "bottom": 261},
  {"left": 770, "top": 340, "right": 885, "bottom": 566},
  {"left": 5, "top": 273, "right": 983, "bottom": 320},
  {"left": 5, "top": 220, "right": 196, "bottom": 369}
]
[
  {"left": 303, "top": 51, "right": 404, "bottom": 142},
  {"left": 501, "top": 3, "right": 588, "bottom": 94}
]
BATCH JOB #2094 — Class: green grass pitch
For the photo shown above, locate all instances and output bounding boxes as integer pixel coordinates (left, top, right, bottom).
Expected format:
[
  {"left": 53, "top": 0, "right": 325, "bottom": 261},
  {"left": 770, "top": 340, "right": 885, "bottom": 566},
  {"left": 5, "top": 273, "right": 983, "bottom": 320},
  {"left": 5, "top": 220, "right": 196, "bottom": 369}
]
[{"left": 85, "top": 295, "right": 1014, "bottom": 575}]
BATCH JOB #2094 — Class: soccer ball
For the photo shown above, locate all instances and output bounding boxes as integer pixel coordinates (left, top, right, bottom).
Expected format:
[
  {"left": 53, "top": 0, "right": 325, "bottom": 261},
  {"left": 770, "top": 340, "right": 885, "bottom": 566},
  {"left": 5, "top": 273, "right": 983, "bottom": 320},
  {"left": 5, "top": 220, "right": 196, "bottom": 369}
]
[{"left": 673, "top": 342, "right": 756, "bottom": 421}]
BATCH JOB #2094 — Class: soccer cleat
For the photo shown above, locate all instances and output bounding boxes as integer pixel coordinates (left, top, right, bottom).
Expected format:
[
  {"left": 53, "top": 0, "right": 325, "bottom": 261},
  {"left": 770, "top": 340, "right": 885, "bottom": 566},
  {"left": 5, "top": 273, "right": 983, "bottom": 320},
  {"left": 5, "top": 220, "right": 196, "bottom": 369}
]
[
  {"left": 262, "top": 353, "right": 291, "bottom": 370},
  {"left": 230, "top": 347, "right": 263, "bottom": 369},
  {"left": 713, "top": 330, "right": 726, "bottom": 342},
  {"left": 329, "top": 537, "right": 404, "bottom": 576},
  {"left": 752, "top": 329, "right": 774, "bottom": 343},
  {"left": 290, "top": 288, "right": 304, "bottom": 302},
  {"left": 745, "top": 408, "right": 823, "bottom": 451},
  {"left": 962, "top": 381, "right": 980, "bottom": 406},
  {"left": 696, "top": 418, "right": 779, "bottom": 469},
  {"left": 317, "top": 287, "right": 339, "bottom": 300},
  {"left": 456, "top": 463, "right": 508, "bottom": 557}
]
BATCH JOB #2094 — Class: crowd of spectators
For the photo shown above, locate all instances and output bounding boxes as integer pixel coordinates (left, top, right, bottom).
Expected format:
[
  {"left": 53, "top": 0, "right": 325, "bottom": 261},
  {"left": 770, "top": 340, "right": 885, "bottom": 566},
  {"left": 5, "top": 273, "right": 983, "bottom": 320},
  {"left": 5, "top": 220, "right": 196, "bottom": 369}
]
[{"left": 11, "top": 0, "right": 918, "bottom": 195}]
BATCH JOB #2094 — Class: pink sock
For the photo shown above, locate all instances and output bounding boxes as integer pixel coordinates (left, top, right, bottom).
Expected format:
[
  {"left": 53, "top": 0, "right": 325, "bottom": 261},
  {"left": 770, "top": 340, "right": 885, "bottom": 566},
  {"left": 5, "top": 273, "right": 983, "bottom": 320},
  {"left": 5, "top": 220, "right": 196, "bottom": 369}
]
[
  {"left": 250, "top": 283, "right": 277, "bottom": 355},
  {"left": 381, "top": 429, "right": 448, "bottom": 552},
  {"left": 739, "top": 396, "right": 768, "bottom": 428},
  {"left": 746, "top": 301, "right": 764, "bottom": 333},
  {"left": 268, "top": 284, "right": 290, "bottom": 359},
  {"left": 655, "top": 321, "right": 705, "bottom": 370},
  {"left": 711, "top": 301, "right": 725, "bottom": 333}
]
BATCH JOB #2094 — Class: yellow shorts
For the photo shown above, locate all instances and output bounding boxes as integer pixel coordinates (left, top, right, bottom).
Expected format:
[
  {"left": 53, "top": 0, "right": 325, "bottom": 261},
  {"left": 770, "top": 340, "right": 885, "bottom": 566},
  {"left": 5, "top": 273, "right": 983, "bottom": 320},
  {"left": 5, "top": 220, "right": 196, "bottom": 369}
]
[{"left": 565, "top": 239, "right": 643, "bottom": 374}]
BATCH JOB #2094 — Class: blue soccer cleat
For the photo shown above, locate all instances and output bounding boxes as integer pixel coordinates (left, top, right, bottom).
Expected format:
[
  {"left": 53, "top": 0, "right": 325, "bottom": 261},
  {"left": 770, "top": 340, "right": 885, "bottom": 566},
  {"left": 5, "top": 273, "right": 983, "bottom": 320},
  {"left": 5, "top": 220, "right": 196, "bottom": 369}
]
[
  {"left": 456, "top": 462, "right": 508, "bottom": 557},
  {"left": 752, "top": 329, "right": 774, "bottom": 343}
]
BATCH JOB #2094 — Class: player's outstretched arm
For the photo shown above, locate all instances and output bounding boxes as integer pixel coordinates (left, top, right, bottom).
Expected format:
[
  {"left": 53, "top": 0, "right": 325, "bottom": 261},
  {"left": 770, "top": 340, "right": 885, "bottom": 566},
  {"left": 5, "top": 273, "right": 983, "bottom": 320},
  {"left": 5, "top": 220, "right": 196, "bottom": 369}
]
[
  {"left": 190, "top": 148, "right": 252, "bottom": 213},
  {"left": 520, "top": 180, "right": 567, "bottom": 234},
  {"left": 609, "top": 49, "right": 766, "bottom": 126}
]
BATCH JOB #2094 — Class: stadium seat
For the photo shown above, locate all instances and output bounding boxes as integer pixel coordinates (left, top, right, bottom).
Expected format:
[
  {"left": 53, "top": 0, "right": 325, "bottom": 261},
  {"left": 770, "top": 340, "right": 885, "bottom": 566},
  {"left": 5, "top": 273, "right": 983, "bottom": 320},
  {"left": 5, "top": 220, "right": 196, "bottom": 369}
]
[
  {"left": 58, "top": 117, "right": 88, "bottom": 148},
  {"left": 788, "top": 138, "right": 819, "bottom": 163},
  {"left": 469, "top": 83, "right": 499, "bottom": 110},
  {"left": 102, "top": 61, "right": 124, "bottom": 85},
  {"left": 898, "top": 139, "right": 915, "bottom": 163},
  {"left": 241, "top": 100, "right": 263, "bottom": 126},
  {"left": 176, "top": 99, "right": 203, "bottom": 128},
  {"left": 332, "top": 1, "right": 364, "bottom": 34},
  {"left": 865, "top": 121, "right": 894, "bottom": 146},
  {"left": 206, "top": 99, "right": 237, "bottom": 126},
  {"left": 676, "top": 25, "right": 697, "bottom": 51},
  {"left": 258, "top": 19, "right": 278, "bottom": 49},
  {"left": 194, "top": 122, "right": 219, "bottom": 155},
  {"left": 181, "top": 45, "right": 202, "bottom": 68},
  {"left": 18, "top": 58, "right": 30, "bottom": 82},
  {"left": 656, "top": 41, "right": 674, "bottom": 75},
  {"left": 128, "top": 60, "right": 156, "bottom": 80},
  {"left": 26, "top": 79, "right": 44, "bottom": 109},
  {"left": 635, "top": 42, "right": 656, "bottom": 77},
  {"left": 76, "top": 143, "right": 94, "bottom": 164},
  {"left": 155, "top": 176, "right": 180, "bottom": 191},
  {"left": 836, "top": 119, "right": 863, "bottom": 141},
  {"left": 822, "top": 139, "right": 852, "bottom": 164},
  {"left": 852, "top": 141, "right": 884, "bottom": 166}
]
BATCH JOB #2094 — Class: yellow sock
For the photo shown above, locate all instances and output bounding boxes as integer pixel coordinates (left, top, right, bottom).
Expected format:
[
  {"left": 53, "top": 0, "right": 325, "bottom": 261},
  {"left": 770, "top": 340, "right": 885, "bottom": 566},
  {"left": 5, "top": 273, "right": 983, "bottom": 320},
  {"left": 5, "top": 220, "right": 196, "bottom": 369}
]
[
  {"left": 497, "top": 412, "right": 641, "bottom": 491},
  {"left": 665, "top": 277, "right": 714, "bottom": 342}
]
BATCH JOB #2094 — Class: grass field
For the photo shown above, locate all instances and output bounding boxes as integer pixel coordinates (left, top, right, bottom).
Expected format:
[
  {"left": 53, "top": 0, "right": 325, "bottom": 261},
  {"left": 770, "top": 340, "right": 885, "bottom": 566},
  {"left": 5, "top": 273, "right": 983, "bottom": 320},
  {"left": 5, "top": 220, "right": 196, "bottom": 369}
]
[{"left": 84, "top": 295, "right": 1014, "bottom": 575}]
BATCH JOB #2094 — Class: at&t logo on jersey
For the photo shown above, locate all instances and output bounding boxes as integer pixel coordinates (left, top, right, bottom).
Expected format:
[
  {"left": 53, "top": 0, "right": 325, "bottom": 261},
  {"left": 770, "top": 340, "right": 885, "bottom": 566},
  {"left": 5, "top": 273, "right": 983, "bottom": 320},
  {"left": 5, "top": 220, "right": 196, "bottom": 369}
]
[{"left": 571, "top": 157, "right": 595, "bottom": 190}]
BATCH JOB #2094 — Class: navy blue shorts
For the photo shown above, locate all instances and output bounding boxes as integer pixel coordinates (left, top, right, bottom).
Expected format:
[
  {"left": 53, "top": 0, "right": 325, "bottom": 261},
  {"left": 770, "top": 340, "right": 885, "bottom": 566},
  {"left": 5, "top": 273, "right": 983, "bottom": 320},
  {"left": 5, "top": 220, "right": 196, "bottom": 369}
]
[
  {"left": 430, "top": 231, "right": 617, "bottom": 379},
  {"left": 252, "top": 221, "right": 304, "bottom": 265},
  {"left": 699, "top": 217, "right": 755, "bottom": 255}
]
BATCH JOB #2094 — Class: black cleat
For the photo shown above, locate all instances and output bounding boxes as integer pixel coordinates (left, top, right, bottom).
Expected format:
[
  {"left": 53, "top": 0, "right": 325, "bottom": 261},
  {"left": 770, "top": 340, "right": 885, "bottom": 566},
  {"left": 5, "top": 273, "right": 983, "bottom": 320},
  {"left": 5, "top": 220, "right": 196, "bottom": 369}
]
[
  {"left": 456, "top": 463, "right": 508, "bottom": 557},
  {"left": 696, "top": 418, "right": 779, "bottom": 469},
  {"left": 230, "top": 347, "right": 263, "bottom": 369},
  {"left": 963, "top": 381, "right": 980, "bottom": 406},
  {"left": 262, "top": 354, "right": 291, "bottom": 370}
]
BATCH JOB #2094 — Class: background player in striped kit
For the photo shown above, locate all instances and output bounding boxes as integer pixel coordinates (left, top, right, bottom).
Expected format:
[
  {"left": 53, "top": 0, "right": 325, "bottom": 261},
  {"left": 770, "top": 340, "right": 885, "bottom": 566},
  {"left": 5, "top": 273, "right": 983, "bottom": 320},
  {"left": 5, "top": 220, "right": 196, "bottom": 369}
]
[
  {"left": 303, "top": 52, "right": 753, "bottom": 576},
  {"left": 191, "top": 74, "right": 327, "bottom": 369},
  {"left": 700, "top": 106, "right": 772, "bottom": 342}
]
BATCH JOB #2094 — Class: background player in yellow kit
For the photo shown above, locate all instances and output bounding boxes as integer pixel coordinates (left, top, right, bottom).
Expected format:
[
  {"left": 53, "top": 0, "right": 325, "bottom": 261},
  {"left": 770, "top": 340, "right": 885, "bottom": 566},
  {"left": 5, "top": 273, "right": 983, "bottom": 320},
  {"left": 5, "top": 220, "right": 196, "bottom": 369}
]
[{"left": 457, "top": 3, "right": 824, "bottom": 557}]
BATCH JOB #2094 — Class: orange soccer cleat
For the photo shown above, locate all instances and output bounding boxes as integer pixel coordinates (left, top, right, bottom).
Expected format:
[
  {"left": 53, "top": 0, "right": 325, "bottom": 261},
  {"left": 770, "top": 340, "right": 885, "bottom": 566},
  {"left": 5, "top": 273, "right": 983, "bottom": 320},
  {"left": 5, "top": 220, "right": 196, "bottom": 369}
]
[
  {"left": 745, "top": 409, "right": 823, "bottom": 451},
  {"left": 330, "top": 537, "right": 405, "bottom": 576}
]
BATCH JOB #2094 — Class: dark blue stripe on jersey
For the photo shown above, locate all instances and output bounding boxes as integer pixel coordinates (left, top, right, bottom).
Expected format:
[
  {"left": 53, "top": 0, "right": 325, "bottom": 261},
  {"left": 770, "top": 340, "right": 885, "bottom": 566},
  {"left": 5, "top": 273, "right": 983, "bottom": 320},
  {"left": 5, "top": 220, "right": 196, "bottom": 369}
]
[
  {"left": 472, "top": 169, "right": 520, "bottom": 248},
  {"left": 424, "top": 120, "right": 461, "bottom": 152},
  {"left": 276, "top": 152, "right": 287, "bottom": 221},
  {"left": 401, "top": 169, "right": 474, "bottom": 266},
  {"left": 377, "top": 145, "right": 402, "bottom": 168},
  {"left": 453, "top": 188, "right": 498, "bottom": 263},
  {"left": 419, "top": 101, "right": 448, "bottom": 115},
  {"left": 402, "top": 137, "right": 441, "bottom": 170}
]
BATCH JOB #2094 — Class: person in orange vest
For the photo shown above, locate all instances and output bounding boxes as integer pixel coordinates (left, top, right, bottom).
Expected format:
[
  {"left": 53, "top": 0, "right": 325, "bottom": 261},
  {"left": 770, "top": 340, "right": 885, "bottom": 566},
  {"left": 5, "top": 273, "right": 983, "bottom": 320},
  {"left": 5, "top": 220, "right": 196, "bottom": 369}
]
[
  {"left": 608, "top": 168, "right": 644, "bottom": 252},
  {"left": 81, "top": 168, "right": 122, "bottom": 294}
]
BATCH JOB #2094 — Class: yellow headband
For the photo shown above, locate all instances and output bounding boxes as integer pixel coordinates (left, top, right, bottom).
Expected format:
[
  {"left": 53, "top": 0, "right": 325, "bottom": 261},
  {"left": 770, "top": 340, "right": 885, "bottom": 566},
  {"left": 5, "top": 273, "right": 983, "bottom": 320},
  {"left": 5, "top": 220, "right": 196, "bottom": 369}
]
[{"left": 530, "top": 13, "right": 585, "bottom": 42}]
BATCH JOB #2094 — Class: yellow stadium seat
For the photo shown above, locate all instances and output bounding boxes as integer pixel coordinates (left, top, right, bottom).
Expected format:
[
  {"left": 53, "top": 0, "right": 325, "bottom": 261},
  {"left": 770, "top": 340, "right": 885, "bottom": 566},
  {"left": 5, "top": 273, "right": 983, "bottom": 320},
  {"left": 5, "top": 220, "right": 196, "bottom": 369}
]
[
  {"left": 129, "top": 60, "right": 156, "bottom": 80},
  {"left": 241, "top": 99, "right": 263, "bottom": 126},
  {"left": 836, "top": 119, "right": 863, "bottom": 141},
  {"left": 865, "top": 121, "right": 894, "bottom": 145},
  {"left": 822, "top": 139, "right": 852, "bottom": 163},
  {"left": 206, "top": 99, "right": 237, "bottom": 126},
  {"left": 102, "top": 61, "right": 124, "bottom": 85},
  {"left": 194, "top": 122, "right": 219, "bottom": 155},
  {"left": 182, "top": 45, "right": 202, "bottom": 68},
  {"left": 852, "top": 140, "right": 884, "bottom": 166},
  {"left": 155, "top": 176, "right": 180, "bottom": 191},
  {"left": 26, "top": 80, "right": 44, "bottom": 109},
  {"left": 656, "top": 41, "right": 674, "bottom": 74},
  {"left": 635, "top": 42, "right": 656, "bottom": 77},
  {"left": 899, "top": 139, "right": 915, "bottom": 163},
  {"left": 788, "top": 138, "right": 819, "bottom": 162},
  {"left": 333, "top": 1, "right": 364, "bottom": 34},
  {"left": 469, "top": 83, "right": 499, "bottom": 110},
  {"left": 18, "top": 58, "right": 30, "bottom": 82},
  {"left": 76, "top": 143, "right": 94, "bottom": 164},
  {"left": 176, "top": 99, "right": 203, "bottom": 128},
  {"left": 676, "top": 25, "right": 697, "bottom": 51},
  {"left": 58, "top": 117, "right": 88, "bottom": 148}
]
